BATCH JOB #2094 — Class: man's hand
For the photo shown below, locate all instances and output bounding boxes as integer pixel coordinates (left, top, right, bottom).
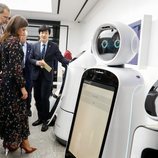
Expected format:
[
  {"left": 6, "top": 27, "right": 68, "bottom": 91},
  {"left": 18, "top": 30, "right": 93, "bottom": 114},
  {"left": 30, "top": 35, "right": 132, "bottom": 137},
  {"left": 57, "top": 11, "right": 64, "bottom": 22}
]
[{"left": 36, "top": 60, "right": 46, "bottom": 67}]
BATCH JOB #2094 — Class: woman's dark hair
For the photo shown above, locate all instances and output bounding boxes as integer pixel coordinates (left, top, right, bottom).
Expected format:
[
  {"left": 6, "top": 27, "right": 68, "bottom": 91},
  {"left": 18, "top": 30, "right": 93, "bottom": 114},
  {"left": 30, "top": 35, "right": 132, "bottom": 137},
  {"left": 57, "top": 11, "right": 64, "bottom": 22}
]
[
  {"left": 38, "top": 25, "right": 51, "bottom": 35},
  {"left": 0, "top": 15, "right": 28, "bottom": 42}
]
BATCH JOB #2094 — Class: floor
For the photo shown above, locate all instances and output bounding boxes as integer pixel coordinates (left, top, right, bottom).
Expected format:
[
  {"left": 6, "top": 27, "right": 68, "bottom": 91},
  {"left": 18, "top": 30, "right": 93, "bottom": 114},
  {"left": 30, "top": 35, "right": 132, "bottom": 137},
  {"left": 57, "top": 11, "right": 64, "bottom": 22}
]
[{"left": 0, "top": 95, "right": 66, "bottom": 158}]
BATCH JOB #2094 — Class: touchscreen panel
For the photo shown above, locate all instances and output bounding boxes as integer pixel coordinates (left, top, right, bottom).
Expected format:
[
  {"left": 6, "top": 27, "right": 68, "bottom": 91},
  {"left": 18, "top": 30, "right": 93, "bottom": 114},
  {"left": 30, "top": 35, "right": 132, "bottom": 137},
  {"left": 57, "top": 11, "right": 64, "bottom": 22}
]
[{"left": 68, "top": 82, "right": 115, "bottom": 158}]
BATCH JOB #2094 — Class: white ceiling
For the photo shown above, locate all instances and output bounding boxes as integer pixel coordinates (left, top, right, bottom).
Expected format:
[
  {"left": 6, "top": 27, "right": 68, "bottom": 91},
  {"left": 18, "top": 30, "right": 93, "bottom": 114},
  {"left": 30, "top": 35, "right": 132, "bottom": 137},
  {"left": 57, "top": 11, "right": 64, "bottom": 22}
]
[{"left": 3, "top": 0, "right": 99, "bottom": 22}]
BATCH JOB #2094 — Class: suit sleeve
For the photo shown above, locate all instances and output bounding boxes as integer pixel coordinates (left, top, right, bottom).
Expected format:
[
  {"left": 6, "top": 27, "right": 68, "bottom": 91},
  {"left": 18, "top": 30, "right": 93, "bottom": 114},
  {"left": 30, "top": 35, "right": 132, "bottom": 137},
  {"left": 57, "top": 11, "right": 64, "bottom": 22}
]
[
  {"left": 29, "top": 44, "right": 39, "bottom": 66},
  {"left": 53, "top": 43, "right": 69, "bottom": 68}
]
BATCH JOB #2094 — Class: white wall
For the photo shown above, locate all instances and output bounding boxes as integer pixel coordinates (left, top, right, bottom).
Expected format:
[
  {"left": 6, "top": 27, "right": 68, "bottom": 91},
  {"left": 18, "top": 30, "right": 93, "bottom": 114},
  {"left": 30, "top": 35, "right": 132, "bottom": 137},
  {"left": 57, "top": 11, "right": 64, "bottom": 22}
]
[
  {"left": 59, "top": 21, "right": 82, "bottom": 58},
  {"left": 148, "top": 19, "right": 158, "bottom": 67}
]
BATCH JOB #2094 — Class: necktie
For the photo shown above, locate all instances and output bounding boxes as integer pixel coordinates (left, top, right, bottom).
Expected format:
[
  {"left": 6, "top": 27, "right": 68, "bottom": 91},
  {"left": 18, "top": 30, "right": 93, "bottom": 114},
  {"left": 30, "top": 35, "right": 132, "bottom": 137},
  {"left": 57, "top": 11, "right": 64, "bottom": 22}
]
[
  {"left": 21, "top": 44, "right": 25, "bottom": 68},
  {"left": 41, "top": 44, "right": 46, "bottom": 59}
]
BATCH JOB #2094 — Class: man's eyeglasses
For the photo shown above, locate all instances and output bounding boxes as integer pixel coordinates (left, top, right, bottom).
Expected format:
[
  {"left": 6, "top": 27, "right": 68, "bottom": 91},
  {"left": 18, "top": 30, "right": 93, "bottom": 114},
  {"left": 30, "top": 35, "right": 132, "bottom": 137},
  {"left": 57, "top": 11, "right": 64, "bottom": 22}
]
[{"left": 3, "top": 16, "right": 10, "bottom": 20}]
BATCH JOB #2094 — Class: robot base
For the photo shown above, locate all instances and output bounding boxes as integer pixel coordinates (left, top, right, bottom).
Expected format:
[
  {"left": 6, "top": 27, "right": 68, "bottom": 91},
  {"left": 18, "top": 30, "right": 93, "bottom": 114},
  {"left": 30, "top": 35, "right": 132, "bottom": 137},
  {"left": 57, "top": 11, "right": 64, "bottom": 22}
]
[
  {"left": 55, "top": 136, "right": 67, "bottom": 146},
  {"left": 54, "top": 107, "right": 73, "bottom": 146}
]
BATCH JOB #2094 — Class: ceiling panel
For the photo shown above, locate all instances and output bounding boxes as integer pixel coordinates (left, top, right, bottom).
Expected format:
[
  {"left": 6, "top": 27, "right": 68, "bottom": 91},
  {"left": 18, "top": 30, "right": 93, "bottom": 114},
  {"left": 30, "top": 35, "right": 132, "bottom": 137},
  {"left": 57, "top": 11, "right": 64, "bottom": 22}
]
[
  {"left": 51, "top": 0, "right": 59, "bottom": 14},
  {"left": 59, "top": 0, "right": 86, "bottom": 21},
  {"left": 1, "top": 0, "right": 99, "bottom": 22}
]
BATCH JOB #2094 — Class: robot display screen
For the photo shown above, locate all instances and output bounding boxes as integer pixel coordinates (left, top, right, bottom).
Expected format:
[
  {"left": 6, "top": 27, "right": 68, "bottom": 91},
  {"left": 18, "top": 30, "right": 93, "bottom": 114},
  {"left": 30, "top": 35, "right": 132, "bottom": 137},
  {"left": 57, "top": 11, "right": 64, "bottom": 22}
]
[
  {"left": 97, "top": 26, "right": 120, "bottom": 60},
  {"left": 68, "top": 81, "right": 115, "bottom": 158}
]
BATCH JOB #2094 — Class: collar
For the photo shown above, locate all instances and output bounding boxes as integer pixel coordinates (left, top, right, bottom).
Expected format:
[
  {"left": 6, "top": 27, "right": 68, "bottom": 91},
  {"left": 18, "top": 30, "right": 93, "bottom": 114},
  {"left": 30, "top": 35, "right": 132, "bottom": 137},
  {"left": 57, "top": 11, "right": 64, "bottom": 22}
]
[
  {"left": 21, "top": 42, "right": 26, "bottom": 47},
  {"left": 41, "top": 41, "right": 48, "bottom": 46}
]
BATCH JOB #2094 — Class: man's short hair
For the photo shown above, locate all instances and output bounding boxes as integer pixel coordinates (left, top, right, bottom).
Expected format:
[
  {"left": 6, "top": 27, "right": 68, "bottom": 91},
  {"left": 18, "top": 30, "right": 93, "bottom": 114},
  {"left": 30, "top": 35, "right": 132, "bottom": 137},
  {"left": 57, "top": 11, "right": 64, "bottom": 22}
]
[{"left": 38, "top": 25, "right": 51, "bottom": 35}]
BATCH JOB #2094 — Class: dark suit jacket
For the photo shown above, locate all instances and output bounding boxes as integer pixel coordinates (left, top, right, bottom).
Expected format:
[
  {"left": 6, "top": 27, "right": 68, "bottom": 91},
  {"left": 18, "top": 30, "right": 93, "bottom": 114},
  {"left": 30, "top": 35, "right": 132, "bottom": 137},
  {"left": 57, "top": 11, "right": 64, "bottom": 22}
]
[
  {"left": 29, "top": 41, "right": 69, "bottom": 82},
  {"left": 24, "top": 42, "right": 32, "bottom": 87}
]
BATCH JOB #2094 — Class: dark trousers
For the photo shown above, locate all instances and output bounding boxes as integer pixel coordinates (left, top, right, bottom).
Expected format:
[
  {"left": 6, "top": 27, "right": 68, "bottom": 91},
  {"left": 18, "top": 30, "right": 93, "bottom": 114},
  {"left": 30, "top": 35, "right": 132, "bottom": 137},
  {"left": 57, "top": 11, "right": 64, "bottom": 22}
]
[
  {"left": 33, "top": 75, "right": 52, "bottom": 122},
  {"left": 25, "top": 85, "right": 32, "bottom": 110}
]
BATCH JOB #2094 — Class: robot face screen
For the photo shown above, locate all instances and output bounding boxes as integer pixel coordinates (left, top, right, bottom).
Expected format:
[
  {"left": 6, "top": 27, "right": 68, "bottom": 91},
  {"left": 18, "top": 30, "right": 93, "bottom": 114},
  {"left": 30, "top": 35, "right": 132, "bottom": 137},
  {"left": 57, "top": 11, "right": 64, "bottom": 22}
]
[{"left": 97, "top": 26, "right": 120, "bottom": 60}]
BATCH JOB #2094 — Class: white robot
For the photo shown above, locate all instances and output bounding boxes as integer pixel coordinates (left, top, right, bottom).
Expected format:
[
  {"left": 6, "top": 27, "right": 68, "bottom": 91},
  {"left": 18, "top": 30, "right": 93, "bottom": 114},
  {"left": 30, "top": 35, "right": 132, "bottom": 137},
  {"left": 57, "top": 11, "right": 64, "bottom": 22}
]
[
  {"left": 53, "top": 48, "right": 96, "bottom": 145},
  {"left": 65, "top": 22, "right": 158, "bottom": 158}
]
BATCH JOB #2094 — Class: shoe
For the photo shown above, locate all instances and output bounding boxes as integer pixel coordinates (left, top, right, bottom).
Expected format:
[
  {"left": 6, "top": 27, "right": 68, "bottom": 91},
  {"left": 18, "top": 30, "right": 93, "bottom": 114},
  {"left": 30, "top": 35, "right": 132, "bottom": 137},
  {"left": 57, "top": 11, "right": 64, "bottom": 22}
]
[
  {"left": 20, "top": 139, "right": 37, "bottom": 154},
  {"left": 3, "top": 142, "right": 19, "bottom": 155},
  {"left": 32, "top": 119, "right": 42, "bottom": 126},
  {"left": 52, "top": 93, "right": 58, "bottom": 98},
  {"left": 3, "top": 142, "right": 9, "bottom": 156},
  {"left": 4, "top": 148, "right": 9, "bottom": 156},
  {"left": 41, "top": 122, "right": 49, "bottom": 132},
  {"left": 28, "top": 109, "right": 32, "bottom": 117}
]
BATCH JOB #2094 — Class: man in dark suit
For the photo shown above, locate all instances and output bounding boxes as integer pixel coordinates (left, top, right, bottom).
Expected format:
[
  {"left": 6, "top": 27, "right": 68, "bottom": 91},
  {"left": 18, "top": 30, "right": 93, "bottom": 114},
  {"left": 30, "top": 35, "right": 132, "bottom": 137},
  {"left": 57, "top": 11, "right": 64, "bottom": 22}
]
[
  {"left": 20, "top": 31, "right": 33, "bottom": 117},
  {"left": 29, "top": 25, "right": 69, "bottom": 132}
]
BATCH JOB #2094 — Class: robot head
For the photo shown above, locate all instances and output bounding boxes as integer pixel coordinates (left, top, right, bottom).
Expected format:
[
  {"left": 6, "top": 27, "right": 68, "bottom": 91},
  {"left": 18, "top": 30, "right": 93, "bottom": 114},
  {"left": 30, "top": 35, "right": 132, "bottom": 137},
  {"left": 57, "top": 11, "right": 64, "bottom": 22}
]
[{"left": 91, "top": 22, "right": 139, "bottom": 66}]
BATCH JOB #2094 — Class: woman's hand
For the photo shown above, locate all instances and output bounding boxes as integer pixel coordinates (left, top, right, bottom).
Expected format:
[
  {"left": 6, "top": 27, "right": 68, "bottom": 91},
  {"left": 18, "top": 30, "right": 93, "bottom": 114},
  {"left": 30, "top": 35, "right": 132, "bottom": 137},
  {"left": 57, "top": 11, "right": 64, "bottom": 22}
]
[{"left": 21, "top": 87, "right": 28, "bottom": 100}]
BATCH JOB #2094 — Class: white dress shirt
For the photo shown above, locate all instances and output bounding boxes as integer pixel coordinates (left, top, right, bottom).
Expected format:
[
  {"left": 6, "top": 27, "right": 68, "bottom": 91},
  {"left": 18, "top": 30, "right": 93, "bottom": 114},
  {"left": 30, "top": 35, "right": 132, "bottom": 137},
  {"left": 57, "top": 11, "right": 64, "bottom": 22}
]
[{"left": 22, "top": 42, "right": 27, "bottom": 68}]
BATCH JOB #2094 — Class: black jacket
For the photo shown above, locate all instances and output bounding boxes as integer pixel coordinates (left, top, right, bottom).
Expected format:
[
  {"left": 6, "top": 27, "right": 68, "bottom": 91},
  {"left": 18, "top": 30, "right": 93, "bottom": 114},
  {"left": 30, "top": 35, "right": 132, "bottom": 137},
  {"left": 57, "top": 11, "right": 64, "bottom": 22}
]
[{"left": 29, "top": 41, "right": 69, "bottom": 82}]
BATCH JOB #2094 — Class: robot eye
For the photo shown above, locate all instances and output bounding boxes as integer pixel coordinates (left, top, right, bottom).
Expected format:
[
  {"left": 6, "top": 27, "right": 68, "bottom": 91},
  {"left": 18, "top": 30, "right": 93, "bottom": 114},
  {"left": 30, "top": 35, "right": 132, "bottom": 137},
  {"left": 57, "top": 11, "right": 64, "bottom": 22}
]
[
  {"left": 101, "top": 40, "right": 108, "bottom": 49},
  {"left": 114, "top": 40, "right": 120, "bottom": 48}
]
